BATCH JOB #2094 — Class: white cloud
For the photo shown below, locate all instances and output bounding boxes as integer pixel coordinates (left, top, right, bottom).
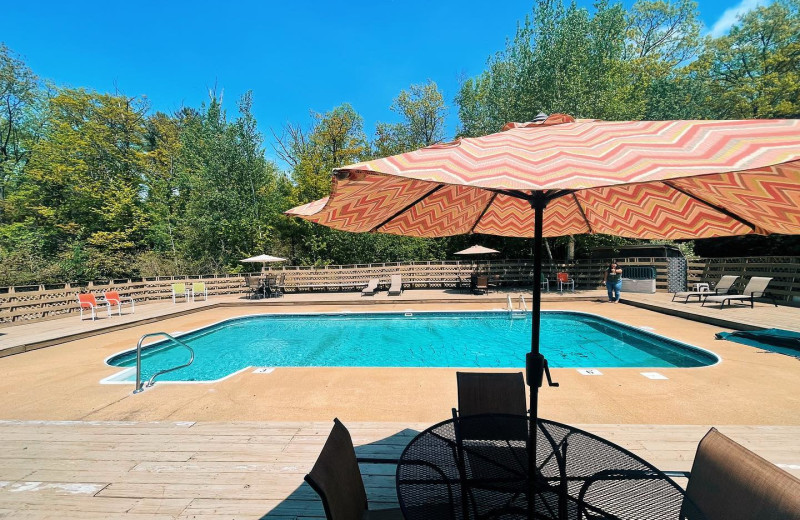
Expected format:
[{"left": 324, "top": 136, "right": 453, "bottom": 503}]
[{"left": 707, "top": 0, "right": 769, "bottom": 37}]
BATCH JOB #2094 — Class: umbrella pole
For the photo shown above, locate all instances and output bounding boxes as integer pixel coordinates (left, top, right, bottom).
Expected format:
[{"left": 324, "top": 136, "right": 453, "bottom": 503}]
[{"left": 528, "top": 193, "right": 545, "bottom": 520}]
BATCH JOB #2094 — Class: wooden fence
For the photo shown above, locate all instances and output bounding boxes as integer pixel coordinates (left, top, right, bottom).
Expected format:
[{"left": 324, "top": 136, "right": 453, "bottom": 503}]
[{"left": 2, "top": 257, "right": 798, "bottom": 326}]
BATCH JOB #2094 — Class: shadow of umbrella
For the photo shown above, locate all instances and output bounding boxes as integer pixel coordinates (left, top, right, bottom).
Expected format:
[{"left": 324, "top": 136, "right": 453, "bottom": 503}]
[{"left": 260, "top": 428, "right": 419, "bottom": 518}]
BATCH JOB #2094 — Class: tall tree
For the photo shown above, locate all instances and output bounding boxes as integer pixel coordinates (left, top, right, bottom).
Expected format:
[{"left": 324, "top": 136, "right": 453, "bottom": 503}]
[
  {"left": 0, "top": 44, "right": 42, "bottom": 205},
  {"left": 374, "top": 80, "right": 447, "bottom": 156},
  {"left": 176, "top": 91, "right": 283, "bottom": 271},
  {"left": 691, "top": 0, "right": 800, "bottom": 118}
]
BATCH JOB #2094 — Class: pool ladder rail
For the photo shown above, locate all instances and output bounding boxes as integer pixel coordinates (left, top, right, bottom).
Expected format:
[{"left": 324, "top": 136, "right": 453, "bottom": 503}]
[
  {"left": 507, "top": 295, "right": 528, "bottom": 318},
  {"left": 133, "top": 332, "right": 195, "bottom": 394}
]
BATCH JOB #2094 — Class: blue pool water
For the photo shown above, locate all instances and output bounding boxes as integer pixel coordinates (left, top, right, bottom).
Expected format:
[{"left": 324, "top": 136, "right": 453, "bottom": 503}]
[{"left": 105, "top": 312, "right": 717, "bottom": 383}]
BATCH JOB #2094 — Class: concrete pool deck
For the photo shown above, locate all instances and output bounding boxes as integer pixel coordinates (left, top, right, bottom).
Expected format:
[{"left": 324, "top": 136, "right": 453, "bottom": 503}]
[{"left": 0, "top": 299, "right": 797, "bottom": 426}]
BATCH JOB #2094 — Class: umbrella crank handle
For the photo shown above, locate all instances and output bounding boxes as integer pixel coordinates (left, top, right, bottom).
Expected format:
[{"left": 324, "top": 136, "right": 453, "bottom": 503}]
[
  {"left": 544, "top": 359, "right": 559, "bottom": 387},
  {"left": 526, "top": 353, "right": 559, "bottom": 388}
]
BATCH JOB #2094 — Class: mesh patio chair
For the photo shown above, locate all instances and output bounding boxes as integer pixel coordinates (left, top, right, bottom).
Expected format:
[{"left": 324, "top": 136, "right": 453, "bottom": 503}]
[
  {"left": 454, "top": 372, "right": 528, "bottom": 448},
  {"left": 305, "top": 418, "right": 403, "bottom": 520},
  {"left": 473, "top": 275, "right": 489, "bottom": 295},
  {"left": 681, "top": 428, "right": 800, "bottom": 520},
  {"left": 243, "top": 275, "right": 263, "bottom": 299},
  {"left": 454, "top": 372, "right": 527, "bottom": 417}
]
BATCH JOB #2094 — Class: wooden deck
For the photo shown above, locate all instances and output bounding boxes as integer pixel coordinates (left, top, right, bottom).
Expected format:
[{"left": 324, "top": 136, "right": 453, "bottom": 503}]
[{"left": 0, "top": 420, "right": 798, "bottom": 519}]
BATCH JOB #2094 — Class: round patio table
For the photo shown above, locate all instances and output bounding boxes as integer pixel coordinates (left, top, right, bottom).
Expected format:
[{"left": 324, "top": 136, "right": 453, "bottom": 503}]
[{"left": 396, "top": 414, "right": 701, "bottom": 520}]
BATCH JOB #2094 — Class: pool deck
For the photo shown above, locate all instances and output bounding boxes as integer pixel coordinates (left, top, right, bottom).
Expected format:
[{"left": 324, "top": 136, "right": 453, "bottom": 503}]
[{"left": 0, "top": 291, "right": 798, "bottom": 518}]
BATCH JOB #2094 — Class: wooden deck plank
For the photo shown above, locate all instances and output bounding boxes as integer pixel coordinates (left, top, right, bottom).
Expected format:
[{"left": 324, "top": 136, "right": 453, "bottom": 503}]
[{"left": 0, "top": 420, "right": 798, "bottom": 519}]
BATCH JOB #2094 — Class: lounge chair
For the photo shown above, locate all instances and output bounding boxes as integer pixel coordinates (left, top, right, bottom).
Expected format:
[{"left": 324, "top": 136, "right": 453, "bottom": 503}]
[
  {"left": 101, "top": 290, "right": 134, "bottom": 315},
  {"left": 672, "top": 275, "right": 738, "bottom": 303},
  {"left": 702, "top": 276, "right": 777, "bottom": 308},
  {"left": 191, "top": 282, "right": 207, "bottom": 302},
  {"left": 77, "top": 293, "right": 112, "bottom": 320},
  {"left": 680, "top": 428, "right": 800, "bottom": 519},
  {"left": 388, "top": 275, "right": 402, "bottom": 296},
  {"left": 361, "top": 278, "right": 379, "bottom": 296},
  {"left": 556, "top": 272, "right": 575, "bottom": 292},
  {"left": 305, "top": 419, "right": 403, "bottom": 520},
  {"left": 172, "top": 283, "right": 189, "bottom": 303}
]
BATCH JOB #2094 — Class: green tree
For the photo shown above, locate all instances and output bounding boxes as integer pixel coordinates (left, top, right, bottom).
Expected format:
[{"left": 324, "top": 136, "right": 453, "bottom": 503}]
[
  {"left": 691, "top": 0, "right": 800, "bottom": 118},
  {"left": 175, "top": 91, "right": 283, "bottom": 271},
  {"left": 0, "top": 44, "right": 42, "bottom": 207},
  {"left": 374, "top": 80, "right": 447, "bottom": 157},
  {"left": 7, "top": 88, "right": 149, "bottom": 280}
]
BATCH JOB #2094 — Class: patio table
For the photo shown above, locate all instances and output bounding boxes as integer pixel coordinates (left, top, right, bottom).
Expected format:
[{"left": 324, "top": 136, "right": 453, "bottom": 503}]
[{"left": 396, "top": 414, "right": 702, "bottom": 520}]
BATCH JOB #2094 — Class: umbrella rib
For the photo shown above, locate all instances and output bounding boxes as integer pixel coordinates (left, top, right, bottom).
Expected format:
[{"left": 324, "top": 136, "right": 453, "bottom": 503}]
[
  {"left": 663, "top": 181, "right": 758, "bottom": 232},
  {"left": 470, "top": 192, "right": 499, "bottom": 234},
  {"left": 571, "top": 193, "right": 594, "bottom": 234},
  {"left": 369, "top": 184, "right": 445, "bottom": 233}
]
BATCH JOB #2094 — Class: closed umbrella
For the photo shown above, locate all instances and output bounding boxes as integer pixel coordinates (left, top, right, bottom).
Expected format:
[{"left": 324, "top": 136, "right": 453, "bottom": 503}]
[{"left": 287, "top": 114, "right": 800, "bottom": 516}]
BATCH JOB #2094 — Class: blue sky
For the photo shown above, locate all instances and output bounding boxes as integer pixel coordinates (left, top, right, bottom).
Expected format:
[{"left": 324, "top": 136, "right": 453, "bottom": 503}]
[{"left": 4, "top": 0, "right": 765, "bottom": 163}]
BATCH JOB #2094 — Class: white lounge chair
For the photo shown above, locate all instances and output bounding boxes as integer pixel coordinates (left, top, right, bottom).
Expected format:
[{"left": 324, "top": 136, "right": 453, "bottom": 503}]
[
  {"left": 672, "top": 275, "right": 738, "bottom": 303},
  {"left": 388, "top": 275, "right": 402, "bottom": 296},
  {"left": 702, "top": 276, "right": 776, "bottom": 308},
  {"left": 361, "top": 278, "right": 379, "bottom": 296}
]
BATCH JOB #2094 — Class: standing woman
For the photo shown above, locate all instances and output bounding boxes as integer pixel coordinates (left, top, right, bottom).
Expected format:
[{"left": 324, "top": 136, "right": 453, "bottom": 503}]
[{"left": 603, "top": 260, "right": 623, "bottom": 303}]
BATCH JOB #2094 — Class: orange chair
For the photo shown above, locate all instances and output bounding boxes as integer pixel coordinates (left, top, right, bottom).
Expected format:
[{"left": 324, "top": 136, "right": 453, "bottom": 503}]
[
  {"left": 77, "top": 293, "right": 112, "bottom": 320},
  {"left": 557, "top": 272, "right": 575, "bottom": 293},
  {"left": 101, "top": 290, "right": 135, "bottom": 315}
]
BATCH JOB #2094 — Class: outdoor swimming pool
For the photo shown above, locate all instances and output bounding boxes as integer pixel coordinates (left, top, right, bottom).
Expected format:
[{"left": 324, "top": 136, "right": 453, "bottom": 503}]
[{"left": 104, "top": 311, "right": 718, "bottom": 383}]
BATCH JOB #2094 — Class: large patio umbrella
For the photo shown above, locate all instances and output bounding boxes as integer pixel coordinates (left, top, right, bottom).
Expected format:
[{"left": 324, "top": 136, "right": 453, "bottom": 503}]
[
  {"left": 241, "top": 254, "right": 287, "bottom": 263},
  {"left": 455, "top": 245, "right": 499, "bottom": 273},
  {"left": 286, "top": 114, "right": 800, "bottom": 514},
  {"left": 241, "top": 254, "right": 287, "bottom": 275}
]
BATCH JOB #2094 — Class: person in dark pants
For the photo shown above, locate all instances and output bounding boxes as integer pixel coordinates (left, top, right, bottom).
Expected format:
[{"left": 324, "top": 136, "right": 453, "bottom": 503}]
[{"left": 603, "top": 260, "right": 623, "bottom": 302}]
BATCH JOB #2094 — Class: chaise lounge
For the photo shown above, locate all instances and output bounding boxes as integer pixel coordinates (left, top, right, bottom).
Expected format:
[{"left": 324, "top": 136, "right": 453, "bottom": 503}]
[
  {"left": 672, "top": 275, "right": 738, "bottom": 303},
  {"left": 361, "top": 278, "right": 379, "bottom": 296},
  {"left": 702, "top": 276, "right": 776, "bottom": 308},
  {"left": 388, "top": 274, "right": 402, "bottom": 296}
]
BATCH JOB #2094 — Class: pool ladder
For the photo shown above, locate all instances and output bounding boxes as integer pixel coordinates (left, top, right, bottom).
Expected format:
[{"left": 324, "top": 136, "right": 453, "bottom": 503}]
[
  {"left": 507, "top": 295, "right": 528, "bottom": 318},
  {"left": 133, "top": 332, "right": 195, "bottom": 394}
]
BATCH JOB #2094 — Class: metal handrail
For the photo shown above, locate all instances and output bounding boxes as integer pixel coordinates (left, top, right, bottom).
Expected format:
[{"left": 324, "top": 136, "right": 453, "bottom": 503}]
[{"left": 133, "top": 332, "right": 194, "bottom": 394}]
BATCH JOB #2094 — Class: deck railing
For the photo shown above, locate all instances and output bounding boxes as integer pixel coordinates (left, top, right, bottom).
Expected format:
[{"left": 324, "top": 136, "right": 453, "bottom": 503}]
[{"left": 2, "top": 256, "right": 798, "bottom": 326}]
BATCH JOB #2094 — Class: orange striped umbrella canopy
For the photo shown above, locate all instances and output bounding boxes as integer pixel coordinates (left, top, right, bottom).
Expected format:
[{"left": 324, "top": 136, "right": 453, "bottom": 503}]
[{"left": 287, "top": 114, "right": 800, "bottom": 239}]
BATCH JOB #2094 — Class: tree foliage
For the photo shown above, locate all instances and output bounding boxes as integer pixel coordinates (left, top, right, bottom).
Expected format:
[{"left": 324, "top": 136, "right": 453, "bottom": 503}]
[{"left": 1, "top": 0, "right": 798, "bottom": 284}]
